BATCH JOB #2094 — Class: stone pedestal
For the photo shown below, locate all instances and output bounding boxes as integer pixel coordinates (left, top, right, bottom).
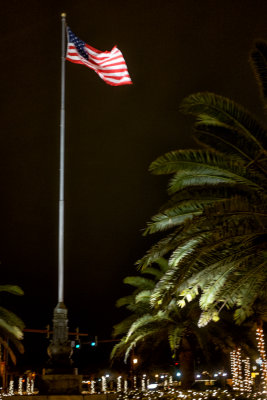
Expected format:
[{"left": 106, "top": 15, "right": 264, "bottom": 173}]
[
  {"left": 47, "top": 302, "right": 73, "bottom": 369},
  {"left": 39, "top": 375, "right": 82, "bottom": 395},
  {"left": 40, "top": 302, "right": 79, "bottom": 395}
]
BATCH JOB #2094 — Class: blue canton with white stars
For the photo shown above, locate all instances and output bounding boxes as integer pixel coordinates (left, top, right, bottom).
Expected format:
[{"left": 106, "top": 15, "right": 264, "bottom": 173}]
[{"left": 67, "top": 28, "right": 89, "bottom": 60}]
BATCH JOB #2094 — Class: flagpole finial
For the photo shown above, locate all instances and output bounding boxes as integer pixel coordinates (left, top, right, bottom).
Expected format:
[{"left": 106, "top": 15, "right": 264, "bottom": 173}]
[{"left": 61, "top": 12, "right": 66, "bottom": 18}]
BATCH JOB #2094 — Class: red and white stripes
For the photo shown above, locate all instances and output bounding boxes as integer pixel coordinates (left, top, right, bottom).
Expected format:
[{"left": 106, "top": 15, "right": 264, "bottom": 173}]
[{"left": 66, "top": 30, "right": 132, "bottom": 86}]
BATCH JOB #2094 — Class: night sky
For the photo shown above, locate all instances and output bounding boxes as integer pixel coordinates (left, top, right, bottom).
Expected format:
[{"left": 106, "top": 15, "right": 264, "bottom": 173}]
[{"left": 1, "top": 0, "right": 267, "bottom": 366}]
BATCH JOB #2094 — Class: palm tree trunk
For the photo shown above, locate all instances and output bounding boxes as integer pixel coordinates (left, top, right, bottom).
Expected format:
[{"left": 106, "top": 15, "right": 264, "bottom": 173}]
[{"left": 179, "top": 337, "right": 195, "bottom": 389}]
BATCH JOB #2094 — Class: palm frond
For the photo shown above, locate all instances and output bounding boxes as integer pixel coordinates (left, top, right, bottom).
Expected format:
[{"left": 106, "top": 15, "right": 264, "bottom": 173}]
[
  {"left": 126, "top": 312, "right": 170, "bottom": 340},
  {"left": 135, "top": 290, "right": 152, "bottom": 304},
  {"left": 146, "top": 202, "right": 203, "bottom": 233},
  {"left": 123, "top": 276, "right": 155, "bottom": 290},
  {"left": 193, "top": 123, "right": 262, "bottom": 163},
  {"left": 0, "top": 306, "right": 24, "bottom": 330},
  {"left": 141, "top": 266, "right": 164, "bottom": 280},
  {"left": 110, "top": 337, "right": 129, "bottom": 360},
  {"left": 154, "top": 257, "right": 169, "bottom": 273},
  {"left": 168, "top": 325, "right": 184, "bottom": 353},
  {"left": 0, "top": 337, "right": 17, "bottom": 365},
  {"left": 250, "top": 40, "right": 267, "bottom": 110},
  {"left": 124, "top": 334, "right": 148, "bottom": 362},
  {"left": 137, "top": 227, "right": 183, "bottom": 268},
  {"left": 116, "top": 295, "right": 136, "bottom": 308},
  {"left": 0, "top": 318, "right": 23, "bottom": 340},
  {"left": 112, "top": 315, "right": 138, "bottom": 337},
  {"left": 180, "top": 92, "right": 267, "bottom": 152},
  {"left": 0, "top": 285, "right": 24, "bottom": 296}
]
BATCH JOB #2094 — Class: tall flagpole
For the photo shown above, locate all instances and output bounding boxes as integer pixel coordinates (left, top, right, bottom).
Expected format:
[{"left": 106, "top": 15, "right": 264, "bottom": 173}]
[
  {"left": 47, "top": 13, "right": 72, "bottom": 369},
  {"left": 58, "top": 12, "right": 66, "bottom": 304}
]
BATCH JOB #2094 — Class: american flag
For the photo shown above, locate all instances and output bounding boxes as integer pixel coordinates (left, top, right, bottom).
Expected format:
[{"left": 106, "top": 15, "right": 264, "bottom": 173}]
[{"left": 66, "top": 27, "right": 132, "bottom": 86}]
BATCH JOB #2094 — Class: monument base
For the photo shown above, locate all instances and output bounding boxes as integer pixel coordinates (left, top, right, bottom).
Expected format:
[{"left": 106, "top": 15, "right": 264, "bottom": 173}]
[{"left": 38, "top": 375, "right": 82, "bottom": 395}]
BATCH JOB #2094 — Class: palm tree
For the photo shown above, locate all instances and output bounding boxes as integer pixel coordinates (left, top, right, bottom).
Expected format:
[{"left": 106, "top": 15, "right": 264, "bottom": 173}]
[
  {"left": 112, "top": 301, "right": 198, "bottom": 388},
  {"left": 0, "top": 284, "right": 24, "bottom": 364},
  {"left": 112, "top": 261, "right": 256, "bottom": 389},
  {"left": 137, "top": 40, "right": 267, "bottom": 327}
]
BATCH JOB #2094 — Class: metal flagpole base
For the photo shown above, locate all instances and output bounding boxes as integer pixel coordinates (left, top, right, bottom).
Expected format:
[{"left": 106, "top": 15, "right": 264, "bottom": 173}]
[{"left": 47, "top": 302, "right": 73, "bottom": 371}]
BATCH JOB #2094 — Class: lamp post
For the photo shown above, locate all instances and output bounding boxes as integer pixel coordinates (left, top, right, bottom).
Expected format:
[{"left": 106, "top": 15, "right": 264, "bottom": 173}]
[{"left": 130, "top": 355, "right": 139, "bottom": 389}]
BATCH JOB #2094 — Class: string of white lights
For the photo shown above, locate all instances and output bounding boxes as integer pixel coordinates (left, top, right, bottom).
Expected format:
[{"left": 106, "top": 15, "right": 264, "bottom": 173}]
[
  {"left": 117, "top": 376, "right": 122, "bottom": 392},
  {"left": 101, "top": 376, "right": 106, "bottom": 393},
  {"left": 30, "top": 379, "right": 34, "bottom": 394},
  {"left": 237, "top": 348, "right": 243, "bottom": 392},
  {"left": 26, "top": 377, "right": 31, "bottom": 395},
  {"left": 91, "top": 380, "right": 95, "bottom": 394},
  {"left": 124, "top": 379, "right": 128, "bottom": 393},
  {"left": 256, "top": 327, "right": 267, "bottom": 392},
  {"left": 230, "top": 350, "right": 237, "bottom": 390},
  {"left": 18, "top": 377, "right": 23, "bottom": 395},
  {"left": 243, "top": 357, "right": 252, "bottom": 392},
  {"left": 141, "top": 374, "right": 146, "bottom": 391},
  {"left": 8, "top": 380, "right": 14, "bottom": 396},
  {"left": 230, "top": 348, "right": 243, "bottom": 391}
]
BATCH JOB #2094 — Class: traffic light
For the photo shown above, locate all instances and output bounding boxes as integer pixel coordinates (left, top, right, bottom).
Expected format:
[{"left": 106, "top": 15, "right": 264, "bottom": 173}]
[
  {"left": 46, "top": 325, "right": 50, "bottom": 339},
  {"left": 75, "top": 328, "right": 81, "bottom": 348},
  {"left": 90, "top": 336, "right": 98, "bottom": 347}
]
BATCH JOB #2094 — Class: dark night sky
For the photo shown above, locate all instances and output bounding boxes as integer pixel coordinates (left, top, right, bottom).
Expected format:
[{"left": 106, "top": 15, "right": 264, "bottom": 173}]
[{"left": 1, "top": 0, "right": 267, "bottom": 362}]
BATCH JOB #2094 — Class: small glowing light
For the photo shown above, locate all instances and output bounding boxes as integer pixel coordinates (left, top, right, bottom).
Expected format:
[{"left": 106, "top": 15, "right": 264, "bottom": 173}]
[
  {"left": 105, "top": 374, "right": 110, "bottom": 378},
  {"left": 196, "top": 374, "right": 201, "bottom": 378},
  {"left": 214, "top": 374, "right": 218, "bottom": 377},
  {"left": 133, "top": 358, "right": 138, "bottom": 364},
  {"left": 147, "top": 384, "right": 157, "bottom": 389},
  {"left": 176, "top": 372, "right": 181, "bottom": 377}
]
